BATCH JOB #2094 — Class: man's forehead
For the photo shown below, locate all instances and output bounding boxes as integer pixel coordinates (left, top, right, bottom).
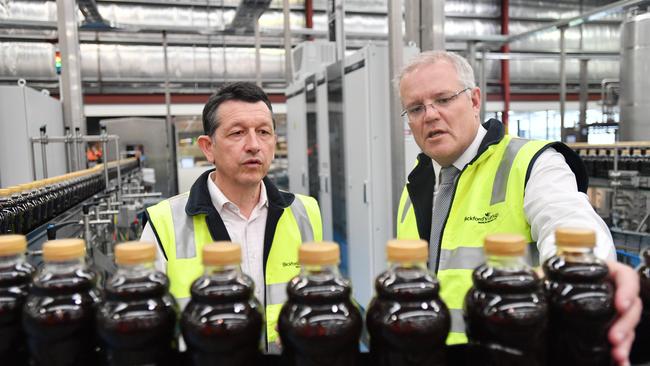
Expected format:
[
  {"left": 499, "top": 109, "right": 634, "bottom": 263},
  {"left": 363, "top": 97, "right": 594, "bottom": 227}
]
[
  {"left": 217, "top": 100, "right": 272, "bottom": 120},
  {"left": 401, "top": 63, "right": 461, "bottom": 97}
]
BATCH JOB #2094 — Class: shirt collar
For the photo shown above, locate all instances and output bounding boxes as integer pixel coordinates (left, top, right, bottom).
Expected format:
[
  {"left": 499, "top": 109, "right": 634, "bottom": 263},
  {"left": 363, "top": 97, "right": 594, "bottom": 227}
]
[
  {"left": 207, "top": 172, "right": 269, "bottom": 214},
  {"left": 432, "top": 124, "right": 487, "bottom": 181}
]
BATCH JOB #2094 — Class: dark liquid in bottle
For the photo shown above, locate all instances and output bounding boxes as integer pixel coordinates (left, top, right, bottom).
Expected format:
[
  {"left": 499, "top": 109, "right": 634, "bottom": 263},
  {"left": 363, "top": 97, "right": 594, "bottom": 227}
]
[
  {"left": 543, "top": 256, "right": 615, "bottom": 366},
  {"left": 630, "top": 251, "right": 650, "bottom": 363},
  {"left": 0, "top": 259, "right": 34, "bottom": 366},
  {"left": 278, "top": 270, "right": 362, "bottom": 366},
  {"left": 464, "top": 264, "right": 547, "bottom": 366},
  {"left": 366, "top": 266, "right": 450, "bottom": 366},
  {"left": 97, "top": 270, "right": 177, "bottom": 366},
  {"left": 181, "top": 271, "right": 263, "bottom": 366},
  {"left": 23, "top": 266, "right": 101, "bottom": 366}
]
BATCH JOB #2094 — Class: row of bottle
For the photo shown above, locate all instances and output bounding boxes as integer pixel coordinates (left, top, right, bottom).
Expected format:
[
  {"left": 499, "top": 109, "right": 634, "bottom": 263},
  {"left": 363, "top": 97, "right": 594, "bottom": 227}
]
[
  {"left": 0, "top": 170, "right": 106, "bottom": 235},
  {"left": 0, "top": 157, "right": 141, "bottom": 236},
  {"left": 0, "top": 229, "right": 631, "bottom": 366},
  {"left": 580, "top": 149, "right": 650, "bottom": 178}
]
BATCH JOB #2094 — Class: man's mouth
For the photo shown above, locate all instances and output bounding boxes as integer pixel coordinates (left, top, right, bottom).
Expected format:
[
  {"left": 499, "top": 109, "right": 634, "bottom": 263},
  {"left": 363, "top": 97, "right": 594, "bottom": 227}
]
[
  {"left": 243, "top": 159, "right": 263, "bottom": 166},
  {"left": 427, "top": 130, "right": 445, "bottom": 139}
]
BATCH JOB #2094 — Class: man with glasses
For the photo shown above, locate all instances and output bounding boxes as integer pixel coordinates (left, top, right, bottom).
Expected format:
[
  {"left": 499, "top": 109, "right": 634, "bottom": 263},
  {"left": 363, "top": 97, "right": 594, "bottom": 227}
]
[{"left": 395, "top": 50, "right": 639, "bottom": 364}]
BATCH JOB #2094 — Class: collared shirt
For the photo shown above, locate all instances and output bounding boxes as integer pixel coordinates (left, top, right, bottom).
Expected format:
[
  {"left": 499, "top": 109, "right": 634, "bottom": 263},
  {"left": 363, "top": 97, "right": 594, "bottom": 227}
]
[
  {"left": 141, "top": 172, "right": 269, "bottom": 304},
  {"left": 430, "top": 124, "right": 616, "bottom": 262},
  {"left": 206, "top": 172, "right": 268, "bottom": 303}
]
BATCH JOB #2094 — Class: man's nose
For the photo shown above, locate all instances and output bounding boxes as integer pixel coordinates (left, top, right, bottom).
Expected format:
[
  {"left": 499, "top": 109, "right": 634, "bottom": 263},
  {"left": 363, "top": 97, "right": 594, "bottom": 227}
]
[
  {"left": 244, "top": 130, "right": 261, "bottom": 152},
  {"left": 422, "top": 103, "right": 441, "bottom": 121}
]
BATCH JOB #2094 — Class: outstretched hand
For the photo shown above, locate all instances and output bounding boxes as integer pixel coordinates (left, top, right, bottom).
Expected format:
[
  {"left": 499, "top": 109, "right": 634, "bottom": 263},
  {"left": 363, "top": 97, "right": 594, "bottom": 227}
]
[{"left": 607, "top": 260, "right": 642, "bottom": 366}]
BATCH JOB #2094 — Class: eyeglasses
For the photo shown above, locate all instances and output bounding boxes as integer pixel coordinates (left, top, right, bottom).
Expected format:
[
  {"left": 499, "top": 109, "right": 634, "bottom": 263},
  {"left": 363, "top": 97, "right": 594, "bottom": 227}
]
[{"left": 400, "top": 87, "right": 471, "bottom": 120}]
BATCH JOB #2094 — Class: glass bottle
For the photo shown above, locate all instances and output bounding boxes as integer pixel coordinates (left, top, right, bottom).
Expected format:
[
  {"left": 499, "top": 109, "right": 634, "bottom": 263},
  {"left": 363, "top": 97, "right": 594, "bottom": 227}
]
[
  {"left": 182, "top": 242, "right": 263, "bottom": 366},
  {"left": 464, "top": 233, "right": 548, "bottom": 366},
  {"left": 543, "top": 227, "right": 615, "bottom": 366},
  {"left": 97, "top": 241, "right": 178, "bottom": 366},
  {"left": 278, "top": 242, "right": 362, "bottom": 366},
  {"left": 23, "top": 238, "right": 101, "bottom": 366},
  {"left": 367, "top": 239, "right": 450, "bottom": 366},
  {"left": 0, "top": 234, "right": 35, "bottom": 366}
]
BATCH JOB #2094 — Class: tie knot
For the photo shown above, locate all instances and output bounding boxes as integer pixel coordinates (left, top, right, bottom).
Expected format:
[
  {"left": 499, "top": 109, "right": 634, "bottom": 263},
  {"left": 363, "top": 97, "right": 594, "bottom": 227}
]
[{"left": 439, "top": 166, "right": 459, "bottom": 185}]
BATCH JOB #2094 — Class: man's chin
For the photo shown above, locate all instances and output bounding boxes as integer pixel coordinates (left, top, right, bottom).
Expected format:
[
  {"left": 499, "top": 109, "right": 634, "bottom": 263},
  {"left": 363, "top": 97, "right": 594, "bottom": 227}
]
[{"left": 423, "top": 148, "right": 456, "bottom": 165}]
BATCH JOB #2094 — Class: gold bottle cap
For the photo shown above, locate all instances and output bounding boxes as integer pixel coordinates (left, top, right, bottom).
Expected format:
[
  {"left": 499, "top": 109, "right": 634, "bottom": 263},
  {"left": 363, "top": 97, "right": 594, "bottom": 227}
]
[
  {"left": 555, "top": 227, "right": 596, "bottom": 248},
  {"left": 299, "top": 242, "right": 340, "bottom": 266},
  {"left": 484, "top": 233, "right": 527, "bottom": 256},
  {"left": 386, "top": 239, "right": 428, "bottom": 262},
  {"left": 0, "top": 235, "right": 27, "bottom": 256},
  {"left": 115, "top": 241, "right": 156, "bottom": 265},
  {"left": 202, "top": 242, "right": 241, "bottom": 265},
  {"left": 42, "top": 239, "right": 86, "bottom": 261}
]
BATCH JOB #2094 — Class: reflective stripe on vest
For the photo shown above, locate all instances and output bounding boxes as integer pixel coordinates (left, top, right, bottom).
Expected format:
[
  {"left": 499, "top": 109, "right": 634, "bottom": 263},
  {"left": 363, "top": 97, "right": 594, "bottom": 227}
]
[
  {"left": 397, "top": 136, "right": 552, "bottom": 345},
  {"left": 146, "top": 192, "right": 323, "bottom": 352}
]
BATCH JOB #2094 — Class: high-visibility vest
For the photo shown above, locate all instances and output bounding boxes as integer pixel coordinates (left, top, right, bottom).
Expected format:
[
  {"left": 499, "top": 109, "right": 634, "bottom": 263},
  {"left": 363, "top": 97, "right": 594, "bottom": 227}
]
[
  {"left": 146, "top": 192, "right": 322, "bottom": 352},
  {"left": 397, "top": 135, "right": 558, "bottom": 345}
]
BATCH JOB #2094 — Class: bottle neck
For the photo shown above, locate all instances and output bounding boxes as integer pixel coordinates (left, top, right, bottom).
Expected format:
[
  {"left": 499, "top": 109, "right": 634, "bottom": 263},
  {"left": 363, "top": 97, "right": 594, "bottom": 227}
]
[
  {"left": 300, "top": 263, "right": 341, "bottom": 277},
  {"left": 116, "top": 261, "right": 156, "bottom": 276},
  {"left": 557, "top": 245, "right": 597, "bottom": 262},
  {"left": 388, "top": 260, "right": 428, "bottom": 271},
  {"left": 42, "top": 257, "right": 85, "bottom": 273},
  {"left": 204, "top": 263, "right": 241, "bottom": 273},
  {"left": 0, "top": 253, "right": 25, "bottom": 267},
  {"left": 486, "top": 253, "right": 529, "bottom": 271}
]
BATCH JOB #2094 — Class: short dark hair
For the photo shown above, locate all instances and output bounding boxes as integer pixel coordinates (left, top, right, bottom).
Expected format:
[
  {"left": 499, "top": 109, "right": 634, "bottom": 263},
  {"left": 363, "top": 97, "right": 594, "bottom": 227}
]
[{"left": 202, "top": 82, "right": 274, "bottom": 136}]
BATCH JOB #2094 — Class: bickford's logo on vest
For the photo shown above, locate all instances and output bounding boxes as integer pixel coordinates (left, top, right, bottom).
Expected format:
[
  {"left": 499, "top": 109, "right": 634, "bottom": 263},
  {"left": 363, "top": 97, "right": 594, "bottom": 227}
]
[
  {"left": 464, "top": 212, "right": 499, "bottom": 224},
  {"left": 282, "top": 261, "right": 300, "bottom": 268}
]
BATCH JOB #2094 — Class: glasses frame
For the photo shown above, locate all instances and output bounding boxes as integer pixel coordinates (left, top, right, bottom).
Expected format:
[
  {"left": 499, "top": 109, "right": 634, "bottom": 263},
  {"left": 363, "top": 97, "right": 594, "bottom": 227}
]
[{"left": 400, "top": 87, "right": 472, "bottom": 119}]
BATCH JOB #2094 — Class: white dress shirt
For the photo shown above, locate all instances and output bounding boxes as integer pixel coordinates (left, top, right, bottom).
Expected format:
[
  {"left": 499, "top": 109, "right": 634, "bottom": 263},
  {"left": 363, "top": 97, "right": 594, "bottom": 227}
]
[
  {"left": 431, "top": 125, "right": 616, "bottom": 262},
  {"left": 140, "top": 172, "right": 269, "bottom": 304}
]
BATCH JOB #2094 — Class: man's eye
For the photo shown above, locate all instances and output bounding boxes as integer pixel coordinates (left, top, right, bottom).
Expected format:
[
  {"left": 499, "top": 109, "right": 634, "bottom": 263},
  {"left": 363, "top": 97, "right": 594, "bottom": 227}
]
[
  {"left": 409, "top": 105, "right": 425, "bottom": 114},
  {"left": 436, "top": 96, "right": 452, "bottom": 105},
  {"left": 230, "top": 130, "right": 243, "bottom": 136},
  {"left": 258, "top": 130, "right": 271, "bottom": 135}
]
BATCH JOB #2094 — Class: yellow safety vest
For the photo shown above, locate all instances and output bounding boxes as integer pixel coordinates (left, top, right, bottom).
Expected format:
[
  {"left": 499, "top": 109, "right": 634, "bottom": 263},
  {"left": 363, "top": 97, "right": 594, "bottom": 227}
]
[
  {"left": 397, "top": 135, "right": 557, "bottom": 345},
  {"left": 146, "top": 191, "right": 322, "bottom": 352}
]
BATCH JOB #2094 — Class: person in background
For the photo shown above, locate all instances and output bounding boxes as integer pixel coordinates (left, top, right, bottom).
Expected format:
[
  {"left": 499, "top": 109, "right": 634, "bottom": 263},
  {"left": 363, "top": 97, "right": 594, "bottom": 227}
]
[
  {"left": 134, "top": 144, "right": 147, "bottom": 167},
  {"left": 395, "top": 50, "right": 640, "bottom": 365},
  {"left": 140, "top": 82, "right": 323, "bottom": 353},
  {"left": 86, "top": 142, "right": 103, "bottom": 167}
]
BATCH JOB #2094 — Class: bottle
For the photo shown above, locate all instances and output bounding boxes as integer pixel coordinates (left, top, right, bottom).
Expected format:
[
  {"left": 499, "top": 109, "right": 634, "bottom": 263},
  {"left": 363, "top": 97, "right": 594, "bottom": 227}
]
[
  {"left": 0, "top": 189, "right": 13, "bottom": 233},
  {"left": 9, "top": 188, "right": 27, "bottom": 234},
  {"left": 630, "top": 248, "right": 650, "bottom": 363},
  {"left": 544, "top": 228, "right": 615, "bottom": 366},
  {"left": 464, "top": 234, "right": 548, "bottom": 366},
  {"left": 366, "top": 239, "right": 450, "bottom": 366},
  {"left": 97, "top": 241, "right": 178, "bottom": 366},
  {"left": 0, "top": 235, "right": 35, "bottom": 366},
  {"left": 23, "top": 238, "right": 101, "bottom": 366},
  {"left": 181, "top": 242, "right": 263, "bottom": 366},
  {"left": 18, "top": 184, "right": 36, "bottom": 233},
  {"left": 278, "top": 242, "right": 362, "bottom": 366}
]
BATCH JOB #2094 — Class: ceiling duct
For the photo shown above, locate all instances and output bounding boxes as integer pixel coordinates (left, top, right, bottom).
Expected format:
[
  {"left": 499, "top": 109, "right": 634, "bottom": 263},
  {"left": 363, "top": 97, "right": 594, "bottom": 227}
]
[
  {"left": 78, "top": 0, "right": 108, "bottom": 28},
  {"left": 228, "top": 0, "right": 271, "bottom": 34}
]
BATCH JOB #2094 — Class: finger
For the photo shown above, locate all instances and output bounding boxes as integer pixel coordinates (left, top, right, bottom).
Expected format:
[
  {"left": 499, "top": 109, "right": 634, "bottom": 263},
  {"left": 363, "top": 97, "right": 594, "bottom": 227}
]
[
  {"left": 607, "top": 261, "right": 640, "bottom": 312},
  {"left": 611, "top": 329, "right": 634, "bottom": 366},
  {"left": 610, "top": 297, "right": 642, "bottom": 344},
  {"left": 610, "top": 297, "right": 642, "bottom": 366}
]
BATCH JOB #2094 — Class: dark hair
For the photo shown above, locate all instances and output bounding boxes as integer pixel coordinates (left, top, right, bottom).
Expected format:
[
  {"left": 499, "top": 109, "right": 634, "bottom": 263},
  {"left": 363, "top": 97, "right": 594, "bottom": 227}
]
[{"left": 202, "top": 82, "right": 274, "bottom": 136}]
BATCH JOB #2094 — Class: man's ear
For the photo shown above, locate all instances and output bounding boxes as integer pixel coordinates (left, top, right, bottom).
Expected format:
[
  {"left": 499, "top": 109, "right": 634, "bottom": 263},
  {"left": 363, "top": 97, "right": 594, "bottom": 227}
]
[
  {"left": 471, "top": 87, "right": 482, "bottom": 116},
  {"left": 197, "top": 135, "right": 215, "bottom": 164}
]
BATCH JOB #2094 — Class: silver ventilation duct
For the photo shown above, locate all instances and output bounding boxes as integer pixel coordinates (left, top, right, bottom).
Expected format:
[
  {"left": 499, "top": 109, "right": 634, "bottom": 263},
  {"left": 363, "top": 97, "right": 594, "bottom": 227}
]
[
  {"left": 78, "top": 0, "right": 106, "bottom": 26},
  {"left": 0, "top": 42, "right": 285, "bottom": 80},
  {"left": 0, "top": 0, "right": 624, "bottom": 90}
]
